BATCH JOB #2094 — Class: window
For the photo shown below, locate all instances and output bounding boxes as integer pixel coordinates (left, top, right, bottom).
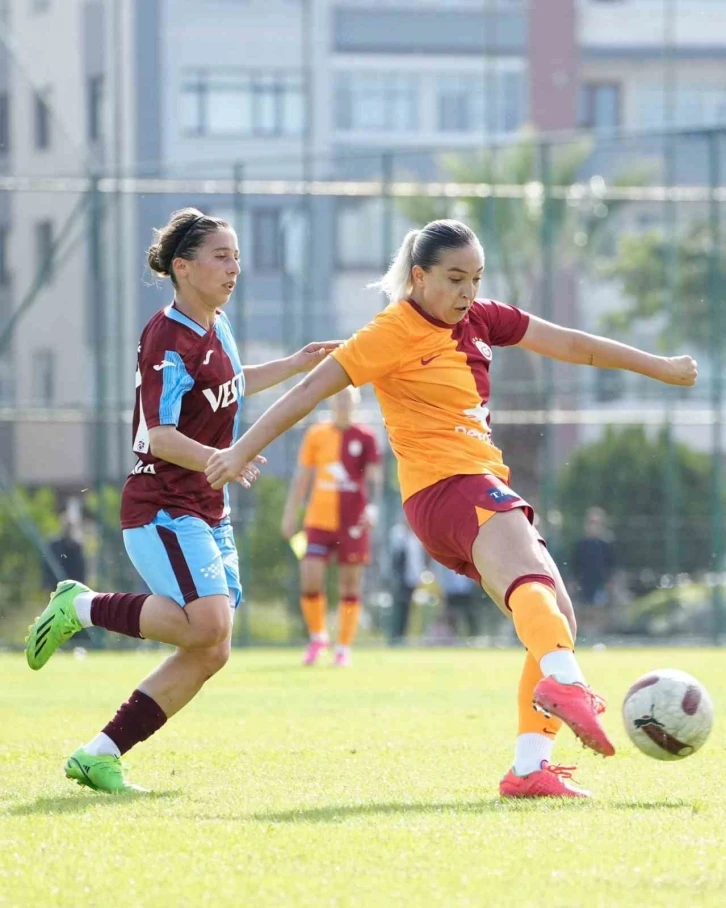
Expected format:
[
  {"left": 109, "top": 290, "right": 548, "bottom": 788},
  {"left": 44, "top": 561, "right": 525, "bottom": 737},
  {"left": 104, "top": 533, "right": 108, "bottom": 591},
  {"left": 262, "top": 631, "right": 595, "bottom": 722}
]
[
  {"left": 87, "top": 75, "right": 103, "bottom": 142},
  {"left": 337, "top": 199, "right": 413, "bottom": 269},
  {"left": 252, "top": 209, "right": 282, "bottom": 271},
  {"left": 0, "top": 226, "right": 9, "bottom": 285},
  {"left": 438, "top": 76, "right": 479, "bottom": 133},
  {"left": 436, "top": 72, "right": 526, "bottom": 135},
  {"left": 578, "top": 82, "right": 620, "bottom": 130},
  {"left": 181, "top": 70, "right": 305, "bottom": 137},
  {"left": 35, "top": 220, "right": 54, "bottom": 280},
  {"left": 0, "top": 93, "right": 8, "bottom": 152},
  {"left": 34, "top": 89, "right": 51, "bottom": 149},
  {"left": 636, "top": 82, "right": 726, "bottom": 129},
  {"left": 335, "top": 73, "right": 419, "bottom": 132},
  {"left": 33, "top": 348, "right": 55, "bottom": 406}
]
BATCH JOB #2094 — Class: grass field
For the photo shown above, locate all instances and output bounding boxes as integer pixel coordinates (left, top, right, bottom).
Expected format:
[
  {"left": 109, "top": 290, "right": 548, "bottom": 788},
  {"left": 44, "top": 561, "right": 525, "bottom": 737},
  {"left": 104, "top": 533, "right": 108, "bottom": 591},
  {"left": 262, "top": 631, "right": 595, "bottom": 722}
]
[{"left": 1, "top": 647, "right": 724, "bottom": 907}]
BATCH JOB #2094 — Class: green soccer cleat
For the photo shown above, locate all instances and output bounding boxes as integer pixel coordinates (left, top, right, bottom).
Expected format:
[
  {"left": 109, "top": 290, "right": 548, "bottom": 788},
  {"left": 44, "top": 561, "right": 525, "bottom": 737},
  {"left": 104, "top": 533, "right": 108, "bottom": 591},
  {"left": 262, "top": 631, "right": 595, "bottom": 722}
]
[
  {"left": 25, "top": 579, "right": 89, "bottom": 670},
  {"left": 65, "top": 747, "right": 148, "bottom": 794}
]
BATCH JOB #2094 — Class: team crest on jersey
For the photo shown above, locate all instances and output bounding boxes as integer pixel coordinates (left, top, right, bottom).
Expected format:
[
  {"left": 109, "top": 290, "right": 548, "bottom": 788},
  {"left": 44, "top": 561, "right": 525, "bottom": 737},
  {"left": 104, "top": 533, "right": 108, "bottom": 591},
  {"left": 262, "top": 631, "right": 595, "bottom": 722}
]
[
  {"left": 473, "top": 338, "right": 492, "bottom": 361},
  {"left": 348, "top": 439, "right": 363, "bottom": 457}
]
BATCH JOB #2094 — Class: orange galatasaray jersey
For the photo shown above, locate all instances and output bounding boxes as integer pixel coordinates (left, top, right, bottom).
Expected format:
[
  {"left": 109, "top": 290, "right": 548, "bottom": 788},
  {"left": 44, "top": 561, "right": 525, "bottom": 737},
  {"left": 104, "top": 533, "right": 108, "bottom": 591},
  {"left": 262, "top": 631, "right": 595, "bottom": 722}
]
[
  {"left": 298, "top": 422, "right": 380, "bottom": 532},
  {"left": 331, "top": 298, "right": 529, "bottom": 503}
]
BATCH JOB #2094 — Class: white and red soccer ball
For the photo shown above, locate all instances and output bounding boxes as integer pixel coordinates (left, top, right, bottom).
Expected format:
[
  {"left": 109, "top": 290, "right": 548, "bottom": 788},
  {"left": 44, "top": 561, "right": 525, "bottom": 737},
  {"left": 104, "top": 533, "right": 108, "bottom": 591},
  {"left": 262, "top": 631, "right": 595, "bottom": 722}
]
[{"left": 622, "top": 669, "right": 714, "bottom": 760}]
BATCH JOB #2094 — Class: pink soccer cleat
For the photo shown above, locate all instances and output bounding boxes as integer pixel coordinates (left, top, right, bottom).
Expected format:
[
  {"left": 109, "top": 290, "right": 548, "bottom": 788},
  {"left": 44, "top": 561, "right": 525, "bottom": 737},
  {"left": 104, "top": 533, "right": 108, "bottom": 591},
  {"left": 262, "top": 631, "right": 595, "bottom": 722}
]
[
  {"left": 302, "top": 640, "right": 328, "bottom": 666},
  {"left": 333, "top": 648, "right": 351, "bottom": 667},
  {"left": 533, "top": 677, "right": 616, "bottom": 757},
  {"left": 499, "top": 762, "right": 592, "bottom": 799}
]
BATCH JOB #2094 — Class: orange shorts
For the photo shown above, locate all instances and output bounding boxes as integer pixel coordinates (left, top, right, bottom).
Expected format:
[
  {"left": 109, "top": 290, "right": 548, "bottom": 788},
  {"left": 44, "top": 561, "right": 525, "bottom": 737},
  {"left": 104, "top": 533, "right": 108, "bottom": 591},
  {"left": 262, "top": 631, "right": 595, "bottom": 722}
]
[
  {"left": 304, "top": 525, "right": 370, "bottom": 565},
  {"left": 403, "top": 473, "right": 534, "bottom": 583}
]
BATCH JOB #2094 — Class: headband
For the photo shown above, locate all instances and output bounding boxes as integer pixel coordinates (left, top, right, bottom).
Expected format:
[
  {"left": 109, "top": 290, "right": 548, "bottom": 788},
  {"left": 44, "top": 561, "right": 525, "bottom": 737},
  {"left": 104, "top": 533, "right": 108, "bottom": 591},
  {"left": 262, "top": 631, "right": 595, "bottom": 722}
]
[{"left": 171, "top": 215, "right": 205, "bottom": 263}]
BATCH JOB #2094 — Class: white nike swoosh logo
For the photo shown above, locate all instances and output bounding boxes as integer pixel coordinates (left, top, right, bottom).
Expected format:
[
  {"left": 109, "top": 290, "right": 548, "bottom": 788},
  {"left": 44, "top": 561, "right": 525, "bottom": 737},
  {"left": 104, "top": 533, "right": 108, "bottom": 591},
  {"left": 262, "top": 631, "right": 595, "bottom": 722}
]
[{"left": 153, "top": 361, "right": 175, "bottom": 371}]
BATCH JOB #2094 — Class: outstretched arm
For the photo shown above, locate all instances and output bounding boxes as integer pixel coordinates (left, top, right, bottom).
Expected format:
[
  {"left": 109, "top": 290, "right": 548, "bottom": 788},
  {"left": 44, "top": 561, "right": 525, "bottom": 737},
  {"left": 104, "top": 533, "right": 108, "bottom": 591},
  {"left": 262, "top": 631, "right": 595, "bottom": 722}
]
[
  {"left": 518, "top": 316, "right": 697, "bottom": 386},
  {"left": 206, "top": 357, "right": 352, "bottom": 489},
  {"left": 243, "top": 341, "right": 342, "bottom": 395}
]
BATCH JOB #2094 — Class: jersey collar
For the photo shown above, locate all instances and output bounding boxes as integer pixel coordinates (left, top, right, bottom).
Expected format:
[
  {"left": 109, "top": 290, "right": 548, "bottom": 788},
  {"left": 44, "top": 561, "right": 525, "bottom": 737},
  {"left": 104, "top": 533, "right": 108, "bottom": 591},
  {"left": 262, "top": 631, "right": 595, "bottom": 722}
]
[
  {"left": 165, "top": 302, "right": 212, "bottom": 337},
  {"left": 404, "top": 298, "right": 463, "bottom": 330}
]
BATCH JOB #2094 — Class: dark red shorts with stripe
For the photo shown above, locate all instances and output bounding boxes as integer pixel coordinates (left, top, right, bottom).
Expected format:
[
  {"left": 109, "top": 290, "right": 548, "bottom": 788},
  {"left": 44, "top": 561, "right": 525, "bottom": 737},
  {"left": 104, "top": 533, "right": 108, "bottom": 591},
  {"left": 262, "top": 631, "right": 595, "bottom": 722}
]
[
  {"left": 403, "top": 473, "right": 534, "bottom": 583},
  {"left": 304, "top": 525, "right": 370, "bottom": 565}
]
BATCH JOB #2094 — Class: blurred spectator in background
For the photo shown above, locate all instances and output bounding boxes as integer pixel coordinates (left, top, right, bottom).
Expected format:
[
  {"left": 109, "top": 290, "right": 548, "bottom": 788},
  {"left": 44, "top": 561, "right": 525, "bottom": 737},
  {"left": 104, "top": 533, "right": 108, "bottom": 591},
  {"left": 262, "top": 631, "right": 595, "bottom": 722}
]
[
  {"left": 389, "top": 517, "right": 428, "bottom": 645},
  {"left": 572, "top": 507, "right": 616, "bottom": 634},
  {"left": 42, "top": 514, "right": 87, "bottom": 592},
  {"left": 433, "top": 562, "right": 482, "bottom": 641}
]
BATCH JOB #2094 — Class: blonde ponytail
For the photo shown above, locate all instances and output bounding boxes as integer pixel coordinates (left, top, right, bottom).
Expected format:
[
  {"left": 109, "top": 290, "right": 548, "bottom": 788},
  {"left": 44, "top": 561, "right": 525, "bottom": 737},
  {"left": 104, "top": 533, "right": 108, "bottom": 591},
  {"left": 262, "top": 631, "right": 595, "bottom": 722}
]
[{"left": 368, "top": 229, "right": 419, "bottom": 302}]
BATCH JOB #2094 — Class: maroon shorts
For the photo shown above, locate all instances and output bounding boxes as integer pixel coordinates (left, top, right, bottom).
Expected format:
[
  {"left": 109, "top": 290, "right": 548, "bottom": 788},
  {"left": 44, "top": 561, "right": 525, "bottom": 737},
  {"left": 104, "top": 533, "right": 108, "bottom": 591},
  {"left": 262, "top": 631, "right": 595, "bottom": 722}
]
[
  {"left": 403, "top": 473, "right": 534, "bottom": 583},
  {"left": 304, "top": 525, "right": 370, "bottom": 565}
]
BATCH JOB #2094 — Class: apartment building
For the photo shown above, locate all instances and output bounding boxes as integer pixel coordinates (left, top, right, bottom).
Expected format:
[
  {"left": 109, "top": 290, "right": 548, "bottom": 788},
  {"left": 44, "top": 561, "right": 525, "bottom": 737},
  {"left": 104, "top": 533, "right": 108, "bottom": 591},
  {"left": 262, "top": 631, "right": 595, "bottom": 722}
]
[{"left": 1, "top": 0, "right": 725, "bottom": 485}]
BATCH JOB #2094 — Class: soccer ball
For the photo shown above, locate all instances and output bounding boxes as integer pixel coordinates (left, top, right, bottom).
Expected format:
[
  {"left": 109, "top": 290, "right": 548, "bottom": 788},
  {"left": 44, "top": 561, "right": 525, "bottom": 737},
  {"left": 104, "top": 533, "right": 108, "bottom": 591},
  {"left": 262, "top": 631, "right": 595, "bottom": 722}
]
[{"left": 622, "top": 669, "right": 713, "bottom": 760}]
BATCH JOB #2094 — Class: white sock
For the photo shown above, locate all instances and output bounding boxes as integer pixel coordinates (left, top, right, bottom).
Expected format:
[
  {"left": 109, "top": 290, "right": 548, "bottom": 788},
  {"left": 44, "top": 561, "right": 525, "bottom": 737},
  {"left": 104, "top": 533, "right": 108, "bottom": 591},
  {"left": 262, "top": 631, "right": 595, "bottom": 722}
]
[
  {"left": 83, "top": 732, "right": 121, "bottom": 758},
  {"left": 539, "top": 650, "right": 586, "bottom": 686},
  {"left": 513, "top": 733, "right": 555, "bottom": 776},
  {"left": 311, "top": 632, "right": 328, "bottom": 643},
  {"left": 335, "top": 644, "right": 351, "bottom": 657},
  {"left": 74, "top": 591, "right": 96, "bottom": 628}
]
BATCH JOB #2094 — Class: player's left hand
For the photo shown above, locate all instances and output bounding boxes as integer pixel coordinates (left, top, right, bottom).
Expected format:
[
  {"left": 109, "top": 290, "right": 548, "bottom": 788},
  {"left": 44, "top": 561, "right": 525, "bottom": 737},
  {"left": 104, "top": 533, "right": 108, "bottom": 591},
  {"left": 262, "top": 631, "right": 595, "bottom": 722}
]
[
  {"left": 235, "top": 455, "right": 266, "bottom": 489},
  {"left": 206, "top": 450, "right": 265, "bottom": 490},
  {"left": 659, "top": 355, "right": 698, "bottom": 386},
  {"left": 290, "top": 341, "right": 343, "bottom": 374}
]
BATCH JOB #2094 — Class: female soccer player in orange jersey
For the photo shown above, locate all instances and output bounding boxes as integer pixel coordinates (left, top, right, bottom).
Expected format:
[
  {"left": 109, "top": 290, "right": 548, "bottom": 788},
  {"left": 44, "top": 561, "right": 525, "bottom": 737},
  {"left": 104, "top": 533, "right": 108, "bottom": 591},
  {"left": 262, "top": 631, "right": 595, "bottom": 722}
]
[
  {"left": 281, "top": 387, "right": 381, "bottom": 667},
  {"left": 206, "top": 219, "right": 698, "bottom": 798}
]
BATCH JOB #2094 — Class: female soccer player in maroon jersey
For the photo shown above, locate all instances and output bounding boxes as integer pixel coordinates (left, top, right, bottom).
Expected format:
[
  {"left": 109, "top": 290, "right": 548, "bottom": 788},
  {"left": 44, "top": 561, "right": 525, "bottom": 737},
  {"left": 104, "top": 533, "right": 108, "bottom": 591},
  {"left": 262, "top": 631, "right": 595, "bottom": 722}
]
[{"left": 26, "top": 207, "right": 338, "bottom": 792}]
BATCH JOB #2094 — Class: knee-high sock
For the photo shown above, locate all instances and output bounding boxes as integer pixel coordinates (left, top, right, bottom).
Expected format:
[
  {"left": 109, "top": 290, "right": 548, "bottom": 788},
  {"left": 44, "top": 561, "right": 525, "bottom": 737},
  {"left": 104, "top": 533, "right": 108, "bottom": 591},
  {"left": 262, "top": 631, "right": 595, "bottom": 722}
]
[
  {"left": 518, "top": 651, "right": 563, "bottom": 738},
  {"left": 102, "top": 689, "right": 167, "bottom": 755},
  {"left": 301, "top": 593, "right": 327, "bottom": 638},
  {"left": 337, "top": 597, "right": 361, "bottom": 646},
  {"left": 507, "top": 577, "right": 574, "bottom": 662}
]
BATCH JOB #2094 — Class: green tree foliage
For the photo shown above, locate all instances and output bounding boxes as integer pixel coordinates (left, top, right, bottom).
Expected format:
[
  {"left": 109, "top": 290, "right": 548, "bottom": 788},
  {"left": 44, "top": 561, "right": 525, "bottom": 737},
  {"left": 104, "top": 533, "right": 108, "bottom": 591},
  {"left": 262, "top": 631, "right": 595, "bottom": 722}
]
[
  {"left": 244, "top": 475, "right": 293, "bottom": 602},
  {"left": 557, "top": 426, "right": 715, "bottom": 577},
  {"left": 0, "top": 486, "right": 61, "bottom": 630},
  {"left": 602, "top": 223, "right": 726, "bottom": 349}
]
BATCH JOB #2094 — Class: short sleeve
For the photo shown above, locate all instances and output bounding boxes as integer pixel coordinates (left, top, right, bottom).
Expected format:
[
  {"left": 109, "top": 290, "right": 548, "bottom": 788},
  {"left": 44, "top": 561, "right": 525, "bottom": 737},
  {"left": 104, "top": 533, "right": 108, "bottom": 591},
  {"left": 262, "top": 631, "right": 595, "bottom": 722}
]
[
  {"left": 332, "top": 309, "right": 406, "bottom": 387},
  {"left": 139, "top": 348, "right": 194, "bottom": 429},
  {"left": 298, "top": 427, "right": 318, "bottom": 468},
  {"left": 477, "top": 299, "right": 530, "bottom": 347}
]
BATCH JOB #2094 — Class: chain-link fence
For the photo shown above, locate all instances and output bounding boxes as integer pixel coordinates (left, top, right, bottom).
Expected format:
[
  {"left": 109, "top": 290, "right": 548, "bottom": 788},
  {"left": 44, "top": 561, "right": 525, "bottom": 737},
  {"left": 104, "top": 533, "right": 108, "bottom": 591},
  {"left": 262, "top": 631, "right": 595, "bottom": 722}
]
[{"left": 1, "top": 125, "right": 725, "bottom": 645}]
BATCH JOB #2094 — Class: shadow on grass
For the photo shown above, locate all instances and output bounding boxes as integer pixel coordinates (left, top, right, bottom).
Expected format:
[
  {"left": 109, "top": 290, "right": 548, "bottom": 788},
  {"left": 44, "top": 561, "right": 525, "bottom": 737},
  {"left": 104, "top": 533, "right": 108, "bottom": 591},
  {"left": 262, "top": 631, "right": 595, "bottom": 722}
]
[
  {"left": 6, "top": 788, "right": 182, "bottom": 817},
  {"left": 250, "top": 797, "right": 692, "bottom": 824}
]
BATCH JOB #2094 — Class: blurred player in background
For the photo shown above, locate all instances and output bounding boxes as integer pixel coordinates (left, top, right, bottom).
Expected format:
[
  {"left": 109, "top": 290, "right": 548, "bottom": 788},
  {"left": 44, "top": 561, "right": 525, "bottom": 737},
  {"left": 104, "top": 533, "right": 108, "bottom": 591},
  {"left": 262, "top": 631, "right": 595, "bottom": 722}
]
[
  {"left": 25, "top": 207, "right": 337, "bottom": 793},
  {"left": 281, "top": 387, "right": 381, "bottom": 667},
  {"left": 207, "top": 218, "right": 698, "bottom": 799}
]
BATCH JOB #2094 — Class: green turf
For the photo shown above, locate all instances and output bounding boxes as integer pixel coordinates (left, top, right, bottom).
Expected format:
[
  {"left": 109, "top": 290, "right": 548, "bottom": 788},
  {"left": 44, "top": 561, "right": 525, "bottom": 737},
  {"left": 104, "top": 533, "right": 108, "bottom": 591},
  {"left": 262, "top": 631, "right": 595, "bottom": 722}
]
[{"left": 1, "top": 648, "right": 724, "bottom": 907}]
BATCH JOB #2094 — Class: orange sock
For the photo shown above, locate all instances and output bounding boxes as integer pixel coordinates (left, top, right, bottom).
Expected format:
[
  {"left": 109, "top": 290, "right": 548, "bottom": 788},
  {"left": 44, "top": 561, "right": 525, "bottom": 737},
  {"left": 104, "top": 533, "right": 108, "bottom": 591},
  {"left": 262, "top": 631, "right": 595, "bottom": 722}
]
[
  {"left": 337, "top": 597, "right": 361, "bottom": 646},
  {"left": 507, "top": 577, "right": 574, "bottom": 663},
  {"left": 301, "top": 593, "right": 327, "bottom": 638},
  {"left": 518, "top": 651, "right": 562, "bottom": 738}
]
